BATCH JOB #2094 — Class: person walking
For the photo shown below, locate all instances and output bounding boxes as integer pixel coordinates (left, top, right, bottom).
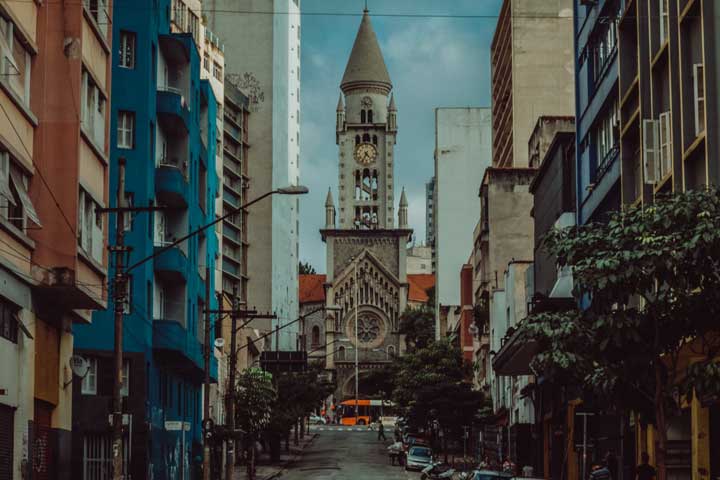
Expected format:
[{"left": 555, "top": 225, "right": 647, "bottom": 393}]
[
  {"left": 377, "top": 421, "right": 387, "bottom": 441},
  {"left": 635, "top": 453, "right": 656, "bottom": 480}
]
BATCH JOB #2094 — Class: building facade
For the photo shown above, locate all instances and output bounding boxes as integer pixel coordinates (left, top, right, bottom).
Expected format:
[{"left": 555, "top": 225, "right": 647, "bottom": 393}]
[
  {"left": 0, "top": 0, "right": 112, "bottom": 477},
  {"left": 425, "top": 176, "right": 435, "bottom": 248},
  {"left": 406, "top": 244, "right": 432, "bottom": 275},
  {"left": 433, "top": 107, "right": 491, "bottom": 338},
  {"left": 206, "top": 0, "right": 301, "bottom": 350},
  {"left": 72, "top": 1, "right": 220, "bottom": 478}
]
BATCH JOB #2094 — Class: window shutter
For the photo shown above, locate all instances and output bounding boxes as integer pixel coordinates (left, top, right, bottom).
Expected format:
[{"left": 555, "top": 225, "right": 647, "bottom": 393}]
[
  {"left": 659, "top": 112, "right": 671, "bottom": 178},
  {"left": 91, "top": 205, "right": 103, "bottom": 263},
  {"left": 642, "top": 119, "right": 658, "bottom": 184}
]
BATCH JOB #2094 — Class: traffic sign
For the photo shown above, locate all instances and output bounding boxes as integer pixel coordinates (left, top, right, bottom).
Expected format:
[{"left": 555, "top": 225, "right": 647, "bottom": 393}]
[{"left": 165, "top": 421, "right": 191, "bottom": 431}]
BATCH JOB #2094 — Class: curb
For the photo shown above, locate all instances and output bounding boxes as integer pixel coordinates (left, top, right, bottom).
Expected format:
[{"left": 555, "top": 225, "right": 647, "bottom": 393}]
[{"left": 260, "top": 433, "right": 319, "bottom": 480}]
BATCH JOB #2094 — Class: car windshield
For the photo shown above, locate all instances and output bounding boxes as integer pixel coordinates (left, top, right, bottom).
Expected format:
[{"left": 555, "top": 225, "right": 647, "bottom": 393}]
[{"left": 409, "top": 447, "right": 431, "bottom": 458}]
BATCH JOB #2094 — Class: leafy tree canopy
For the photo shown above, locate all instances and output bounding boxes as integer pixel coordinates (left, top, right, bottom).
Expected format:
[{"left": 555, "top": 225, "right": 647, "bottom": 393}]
[
  {"left": 399, "top": 306, "right": 435, "bottom": 351},
  {"left": 299, "top": 261, "right": 317, "bottom": 275},
  {"left": 235, "top": 368, "right": 276, "bottom": 438}
]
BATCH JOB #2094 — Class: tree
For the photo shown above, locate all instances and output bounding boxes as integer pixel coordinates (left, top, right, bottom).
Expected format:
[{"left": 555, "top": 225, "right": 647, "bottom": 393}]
[
  {"left": 518, "top": 189, "right": 720, "bottom": 480},
  {"left": 235, "top": 368, "right": 276, "bottom": 480},
  {"left": 399, "top": 306, "right": 434, "bottom": 351},
  {"left": 299, "top": 261, "right": 316, "bottom": 275}
]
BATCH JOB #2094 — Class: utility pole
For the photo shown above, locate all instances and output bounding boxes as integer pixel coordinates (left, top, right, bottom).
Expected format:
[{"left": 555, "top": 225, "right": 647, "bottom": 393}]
[
  {"left": 226, "top": 285, "right": 239, "bottom": 480},
  {"left": 203, "top": 266, "right": 211, "bottom": 480},
  {"left": 99, "top": 158, "right": 169, "bottom": 480},
  {"left": 111, "top": 159, "right": 129, "bottom": 480}
]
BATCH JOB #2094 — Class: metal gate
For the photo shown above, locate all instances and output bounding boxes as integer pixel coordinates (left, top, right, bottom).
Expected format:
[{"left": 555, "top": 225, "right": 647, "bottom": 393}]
[
  {"left": 32, "top": 401, "right": 53, "bottom": 480},
  {"left": 82, "top": 434, "right": 129, "bottom": 480}
]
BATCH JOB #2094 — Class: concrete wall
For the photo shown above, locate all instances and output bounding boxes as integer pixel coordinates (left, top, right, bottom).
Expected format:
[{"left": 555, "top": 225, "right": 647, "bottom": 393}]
[
  {"left": 206, "top": 0, "right": 300, "bottom": 349},
  {"left": 434, "top": 108, "right": 492, "bottom": 335},
  {"left": 406, "top": 245, "right": 432, "bottom": 274},
  {"left": 510, "top": 0, "right": 575, "bottom": 168}
]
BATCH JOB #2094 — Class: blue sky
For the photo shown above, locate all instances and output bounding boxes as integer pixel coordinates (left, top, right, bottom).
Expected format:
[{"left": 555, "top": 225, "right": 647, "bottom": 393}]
[{"left": 299, "top": 0, "right": 503, "bottom": 272}]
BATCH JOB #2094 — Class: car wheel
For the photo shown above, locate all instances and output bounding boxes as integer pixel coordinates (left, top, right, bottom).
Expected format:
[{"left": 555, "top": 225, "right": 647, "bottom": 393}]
[{"left": 420, "top": 474, "right": 427, "bottom": 480}]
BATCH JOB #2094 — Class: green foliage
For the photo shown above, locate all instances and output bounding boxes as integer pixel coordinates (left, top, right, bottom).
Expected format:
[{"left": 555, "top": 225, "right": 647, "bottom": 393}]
[
  {"left": 399, "top": 306, "right": 435, "bottom": 351},
  {"left": 299, "top": 261, "right": 317, "bottom": 275},
  {"left": 361, "top": 363, "right": 399, "bottom": 398},
  {"left": 390, "top": 339, "right": 483, "bottom": 436},
  {"left": 519, "top": 189, "right": 720, "bottom": 418},
  {"left": 235, "top": 368, "right": 277, "bottom": 439}
]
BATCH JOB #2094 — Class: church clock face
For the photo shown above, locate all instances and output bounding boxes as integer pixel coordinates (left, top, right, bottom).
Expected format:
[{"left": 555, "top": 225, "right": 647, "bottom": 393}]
[
  {"left": 361, "top": 96, "right": 373, "bottom": 108},
  {"left": 355, "top": 143, "right": 377, "bottom": 165}
]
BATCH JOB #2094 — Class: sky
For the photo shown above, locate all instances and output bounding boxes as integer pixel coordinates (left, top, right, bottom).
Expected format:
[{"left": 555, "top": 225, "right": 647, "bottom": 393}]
[{"left": 298, "top": 0, "right": 503, "bottom": 272}]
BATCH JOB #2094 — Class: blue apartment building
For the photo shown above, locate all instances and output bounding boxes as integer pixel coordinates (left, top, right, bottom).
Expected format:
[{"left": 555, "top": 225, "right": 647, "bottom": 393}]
[
  {"left": 71, "top": 1, "right": 219, "bottom": 478},
  {"left": 574, "top": 0, "right": 623, "bottom": 224}
]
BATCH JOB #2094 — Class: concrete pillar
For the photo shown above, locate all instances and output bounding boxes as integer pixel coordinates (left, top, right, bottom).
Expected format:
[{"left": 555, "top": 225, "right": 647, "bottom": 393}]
[{"left": 691, "top": 393, "right": 710, "bottom": 480}]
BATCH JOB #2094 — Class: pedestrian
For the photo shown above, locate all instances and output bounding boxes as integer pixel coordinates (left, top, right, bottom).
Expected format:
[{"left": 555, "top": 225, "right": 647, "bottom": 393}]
[
  {"left": 378, "top": 420, "right": 386, "bottom": 441},
  {"left": 635, "top": 452, "right": 656, "bottom": 480}
]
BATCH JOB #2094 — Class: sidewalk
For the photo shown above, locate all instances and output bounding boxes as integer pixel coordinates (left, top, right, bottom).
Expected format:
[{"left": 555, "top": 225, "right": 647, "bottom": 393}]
[{"left": 232, "top": 433, "right": 318, "bottom": 480}]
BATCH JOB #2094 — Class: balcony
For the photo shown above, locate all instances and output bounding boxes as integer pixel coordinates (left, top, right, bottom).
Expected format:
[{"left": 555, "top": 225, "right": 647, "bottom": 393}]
[
  {"left": 155, "top": 162, "right": 189, "bottom": 208},
  {"left": 153, "top": 245, "right": 188, "bottom": 282},
  {"left": 157, "top": 88, "right": 191, "bottom": 134},
  {"left": 152, "top": 319, "right": 206, "bottom": 376}
]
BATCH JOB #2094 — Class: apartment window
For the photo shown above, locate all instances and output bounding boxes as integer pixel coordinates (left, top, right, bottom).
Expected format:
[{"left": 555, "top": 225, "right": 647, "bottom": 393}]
[
  {"left": 199, "top": 165, "right": 207, "bottom": 212},
  {"left": 203, "top": 52, "right": 210, "bottom": 72},
  {"left": 0, "top": 15, "right": 31, "bottom": 104},
  {"left": 594, "top": 102, "right": 619, "bottom": 175},
  {"left": 693, "top": 64, "right": 705, "bottom": 136},
  {"left": 81, "top": 71, "right": 107, "bottom": 149},
  {"left": 659, "top": 0, "right": 669, "bottom": 46},
  {"left": 0, "top": 299, "right": 18, "bottom": 343},
  {"left": 85, "top": 0, "right": 108, "bottom": 37},
  {"left": 213, "top": 62, "right": 223, "bottom": 81},
  {"left": 658, "top": 111, "right": 672, "bottom": 179},
  {"left": 81, "top": 357, "right": 98, "bottom": 394},
  {"left": 117, "top": 111, "right": 135, "bottom": 149},
  {"left": 0, "top": 152, "right": 40, "bottom": 230},
  {"left": 590, "top": 16, "right": 617, "bottom": 83},
  {"left": 642, "top": 119, "right": 658, "bottom": 183},
  {"left": 188, "top": 12, "right": 200, "bottom": 44},
  {"left": 118, "top": 31, "right": 135, "bottom": 69},
  {"left": 78, "top": 188, "right": 104, "bottom": 263}
]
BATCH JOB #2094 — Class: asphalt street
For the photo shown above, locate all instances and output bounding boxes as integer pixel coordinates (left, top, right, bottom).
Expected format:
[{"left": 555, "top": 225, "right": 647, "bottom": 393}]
[{"left": 281, "top": 425, "right": 423, "bottom": 480}]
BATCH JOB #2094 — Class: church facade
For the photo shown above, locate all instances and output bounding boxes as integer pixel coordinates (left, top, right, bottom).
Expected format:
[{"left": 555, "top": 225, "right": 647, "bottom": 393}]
[{"left": 299, "top": 8, "right": 434, "bottom": 405}]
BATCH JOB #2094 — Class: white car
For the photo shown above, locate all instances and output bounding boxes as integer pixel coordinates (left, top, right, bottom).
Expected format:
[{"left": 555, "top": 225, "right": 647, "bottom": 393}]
[{"left": 309, "top": 415, "right": 327, "bottom": 425}]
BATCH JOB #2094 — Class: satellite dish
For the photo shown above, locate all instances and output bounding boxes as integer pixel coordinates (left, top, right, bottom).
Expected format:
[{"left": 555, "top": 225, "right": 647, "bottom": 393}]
[
  {"left": 214, "top": 338, "right": 225, "bottom": 349},
  {"left": 69, "top": 355, "right": 89, "bottom": 377}
]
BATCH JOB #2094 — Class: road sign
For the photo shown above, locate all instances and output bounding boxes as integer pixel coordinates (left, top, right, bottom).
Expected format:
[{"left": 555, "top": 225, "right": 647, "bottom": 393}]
[
  {"left": 107, "top": 414, "right": 131, "bottom": 426},
  {"left": 165, "top": 421, "right": 191, "bottom": 431}
]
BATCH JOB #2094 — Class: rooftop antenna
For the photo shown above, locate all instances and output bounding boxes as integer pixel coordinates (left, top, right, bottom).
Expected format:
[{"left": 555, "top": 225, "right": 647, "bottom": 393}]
[{"left": 364, "top": 0, "right": 368, "bottom": 13}]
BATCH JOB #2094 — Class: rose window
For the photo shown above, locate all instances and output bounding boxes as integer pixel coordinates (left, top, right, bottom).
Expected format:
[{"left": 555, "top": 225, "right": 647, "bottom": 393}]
[{"left": 357, "top": 314, "right": 381, "bottom": 343}]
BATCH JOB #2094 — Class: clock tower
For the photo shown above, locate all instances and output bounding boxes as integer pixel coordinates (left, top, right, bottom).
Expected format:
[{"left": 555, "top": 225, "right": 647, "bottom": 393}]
[
  {"left": 321, "top": 8, "right": 412, "bottom": 402},
  {"left": 334, "top": 7, "right": 398, "bottom": 230}
]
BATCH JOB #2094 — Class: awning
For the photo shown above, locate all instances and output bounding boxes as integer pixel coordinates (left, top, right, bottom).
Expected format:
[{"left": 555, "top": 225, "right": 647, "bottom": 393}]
[{"left": 10, "top": 171, "right": 40, "bottom": 226}]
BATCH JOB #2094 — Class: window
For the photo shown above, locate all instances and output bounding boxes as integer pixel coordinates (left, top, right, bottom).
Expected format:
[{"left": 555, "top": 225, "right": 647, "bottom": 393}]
[
  {"left": 337, "top": 346, "right": 346, "bottom": 361},
  {"left": 188, "top": 12, "right": 200, "bottom": 45},
  {"left": 199, "top": 165, "right": 207, "bottom": 212},
  {"left": 642, "top": 119, "right": 658, "bottom": 184},
  {"left": 203, "top": 52, "right": 210, "bottom": 72},
  {"left": 118, "top": 31, "right": 135, "bottom": 69},
  {"left": 355, "top": 135, "right": 360, "bottom": 145},
  {"left": 81, "top": 71, "right": 107, "bottom": 149},
  {"left": 120, "top": 361, "right": 129, "bottom": 397},
  {"left": 372, "top": 135, "right": 377, "bottom": 145},
  {"left": 0, "top": 299, "right": 18, "bottom": 343},
  {"left": 367, "top": 110, "right": 373, "bottom": 123},
  {"left": 123, "top": 193, "right": 133, "bottom": 231},
  {"left": 360, "top": 110, "right": 366, "bottom": 123},
  {"left": 78, "top": 188, "right": 104, "bottom": 263},
  {"left": 658, "top": 111, "right": 672, "bottom": 179},
  {"left": 85, "top": 0, "right": 108, "bottom": 37},
  {"left": 82, "top": 434, "right": 128, "bottom": 480},
  {"left": 81, "top": 357, "right": 97, "bottom": 394},
  {"left": 693, "top": 64, "right": 705, "bottom": 136},
  {"left": 591, "top": 16, "right": 617, "bottom": 83},
  {"left": 387, "top": 345, "right": 395, "bottom": 359},
  {"left": 311, "top": 326, "right": 320, "bottom": 347},
  {"left": 213, "top": 62, "right": 223, "bottom": 81},
  {"left": 659, "top": 0, "right": 669, "bottom": 46},
  {"left": 117, "top": 111, "right": 135, "bottom": 149},
  {"left": 0, "top": 15, "right": 32, "bottom": 104},
  {"left": 0, "top": 152, "right": 40, "bottom": 230},
  {"left": 593, "top": 102, "right": 619, "bottom": 174}
]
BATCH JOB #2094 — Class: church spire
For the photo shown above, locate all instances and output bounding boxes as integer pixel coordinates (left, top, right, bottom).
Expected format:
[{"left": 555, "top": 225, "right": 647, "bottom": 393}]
[
  {"left": 340, "top": 8, "right": 392, "bottom": 94},
  {"left": 399, "top": 188, "right": 408, "bottom": 228},
  {"left": 325, "top": 188, "right": 336, "bottom": 228}
]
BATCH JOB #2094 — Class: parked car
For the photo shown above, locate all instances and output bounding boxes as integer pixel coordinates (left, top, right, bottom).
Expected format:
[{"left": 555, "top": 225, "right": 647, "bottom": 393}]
[
  {"left": 405, "top": 445, "right": 433, "bottom": 471},
  {"left": 309, "top": 415, "right": 327, "bottom": 425}
]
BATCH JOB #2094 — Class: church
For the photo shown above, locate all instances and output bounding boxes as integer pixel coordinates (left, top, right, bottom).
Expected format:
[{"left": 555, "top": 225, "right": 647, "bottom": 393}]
[{"left": 299, "top": 8, "right": 434, "bottom": 405}]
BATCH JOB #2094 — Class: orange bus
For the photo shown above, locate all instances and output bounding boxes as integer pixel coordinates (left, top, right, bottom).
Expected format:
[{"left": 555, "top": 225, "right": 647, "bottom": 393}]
[{"left": 338, "top": 399, "right": 395, "bottom": 426}]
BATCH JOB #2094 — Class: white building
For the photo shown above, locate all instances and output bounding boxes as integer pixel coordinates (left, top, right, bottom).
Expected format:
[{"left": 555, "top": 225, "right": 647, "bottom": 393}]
[
  {"left": 433, "top": 108, "right": 492, "bottom": 337},
  {"left": 406, "top": 245, "right": 432, "bottom": 275},
  {"left": 205, "top": 0, "right": 301, "bottom": 349}
]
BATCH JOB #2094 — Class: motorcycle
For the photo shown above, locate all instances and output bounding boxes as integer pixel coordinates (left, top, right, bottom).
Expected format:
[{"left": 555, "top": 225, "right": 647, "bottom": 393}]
[{"left": 420, "top": 461, "right": 455, "bottom": 480}]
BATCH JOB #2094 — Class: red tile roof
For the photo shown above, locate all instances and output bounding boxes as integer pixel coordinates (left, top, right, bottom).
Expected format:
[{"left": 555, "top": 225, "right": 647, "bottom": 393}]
[
  {"left": 299, "top": 274, "right": 326, "bottom": 303},
  {"left": 408, "top": 274, "right": 435, "bottom": 303}
]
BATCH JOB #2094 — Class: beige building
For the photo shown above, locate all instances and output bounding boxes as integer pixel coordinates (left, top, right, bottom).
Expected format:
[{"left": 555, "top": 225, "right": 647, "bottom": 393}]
[
  {"left": 406, "top": 244, "right": 432, "bottom": 274},
  {"left": 206, "top": 0, "right": 302, "bottom": 349},
  {"left": 491, "top": 0, "right": 574, "bottom": 168}
]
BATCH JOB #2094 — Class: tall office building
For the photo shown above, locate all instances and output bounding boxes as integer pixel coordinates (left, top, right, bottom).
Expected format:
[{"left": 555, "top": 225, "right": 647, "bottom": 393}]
[
  {"left": 425, "top": 176, "right": 435, "bottom": 247},
  {"left": 206, "top": 0, "right": 301, "bottom": 350}
]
